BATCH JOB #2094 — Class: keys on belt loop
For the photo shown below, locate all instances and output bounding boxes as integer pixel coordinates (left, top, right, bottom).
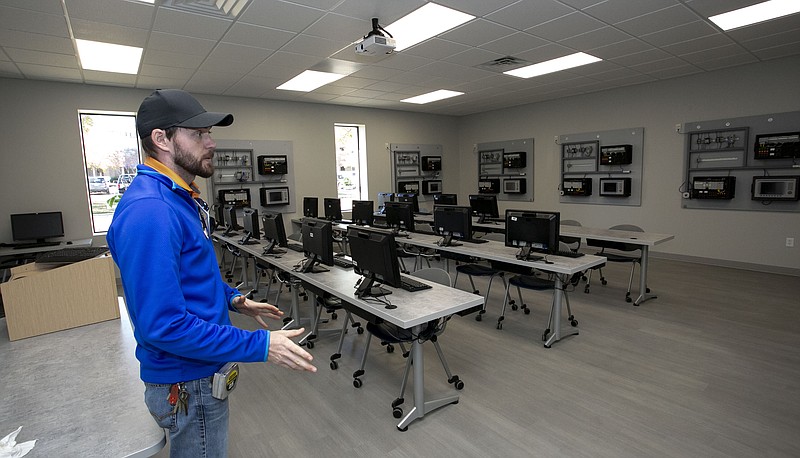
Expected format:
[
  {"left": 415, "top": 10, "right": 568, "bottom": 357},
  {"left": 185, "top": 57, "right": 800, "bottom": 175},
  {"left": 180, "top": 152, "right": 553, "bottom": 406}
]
[{"left": 168, "top": 382, "right": 189, "bottom": 415}]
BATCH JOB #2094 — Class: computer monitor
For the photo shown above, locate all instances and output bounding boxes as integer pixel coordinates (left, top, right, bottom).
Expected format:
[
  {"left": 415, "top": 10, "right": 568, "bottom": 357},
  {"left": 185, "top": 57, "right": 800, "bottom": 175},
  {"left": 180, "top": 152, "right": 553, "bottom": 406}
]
[
  {"left": 300, "top": 217, "right": 334, "bottom": 273},
  {"left": 394, "top": 193, "right": 420, "bottom": 213},
  {"left": 384, "top": 201, "right": 415, "bottom": 233},
  {"left": 239, "top": 207, "right": 260, "bottom": 244},
  {"left": 468, "top": 194, "right": 500, "bottom": 224},
  {"left": 261, "top": 211, "right": 287, "bottom": 255},
  {"left": 303, "top": 197, "right": 318, "bottom": 218},
  {"left": 222, "top": 205, "right": 240, "bottom": 235},
  {"left": 351, "top": 200, "right": 374, "bottom": 226},
  {"left": 376, "top": 192, "right": 394, "bottom": 214},
  {"left": 432, "top": 205, "right": 473, "bottom": 246},
  {"left": 347, "top": 225, "right": 402, "bottom": 303},
  {"left": 433, "top": 193, "right": 458, "bottom": 205},
  {"left": 504, "top": 209, "right": 561, "bottom": 260},
  {"left": 10, "top": 211, "right": 64, "bottom": 244},
  {"left": 323, "top": 197, "right": 343, "bottom": 221}
]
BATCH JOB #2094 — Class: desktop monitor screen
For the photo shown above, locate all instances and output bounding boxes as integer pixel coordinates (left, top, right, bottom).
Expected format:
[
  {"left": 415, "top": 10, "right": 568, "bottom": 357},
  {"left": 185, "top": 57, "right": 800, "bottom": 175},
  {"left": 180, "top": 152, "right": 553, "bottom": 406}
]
[
  {"left": 261, "top": 211, "right": 287, "bottom": 254},
  {"left": 10, "top": 211, "right": 64, "bottom": 243},
  {"left": 433, "top": 205, "right": 473, "bottom": 246},
  {"left": 468, "top": 194, "right": 499, "bottom": 223},
  {"left": 351, "top": 200, "right": 374, "bottom": 226},
  {"left": 222, "top": 205, "right": 240, "bottom": 235},
  {"left": 433, "top": 193, "right": 458, "bottom": 205},
  {"left": 376, "top": 192, "right": 394, "bottom": 213},
  {"left": 505, "top": 209, "right": 560, "bottom": 259},
  {"left": 301, "top": 217, "right": 334, "bottom": 272},
  {"left": 394, "top": 193, "right": 420, "bottom": 213},
  {"left": 241, "top": 207, "right": 260, "bottom": 242},
  {"left": 347, "top": 225, "right": 402, "bottom": 299},
  {"left": 384, "top": 201, "right": 415, "bottom": 232},
  {"left": 323, "top": 197, "right": 343, "bottom": 221},
  {"left": 303, "top": 197, "right": 319, "bottom": 218}
]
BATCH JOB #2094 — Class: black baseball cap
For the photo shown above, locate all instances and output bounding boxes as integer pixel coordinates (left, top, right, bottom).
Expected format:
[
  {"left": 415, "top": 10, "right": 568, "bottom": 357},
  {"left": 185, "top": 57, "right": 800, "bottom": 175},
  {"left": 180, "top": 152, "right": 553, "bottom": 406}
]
[{"left": 136, "top": 89, "right": 233, "bottom": 138}]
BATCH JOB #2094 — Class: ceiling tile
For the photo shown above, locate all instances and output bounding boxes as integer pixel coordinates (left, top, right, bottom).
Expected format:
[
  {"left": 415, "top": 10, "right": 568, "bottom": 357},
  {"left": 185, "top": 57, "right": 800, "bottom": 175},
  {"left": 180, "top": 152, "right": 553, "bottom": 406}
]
[
  {"left": 558, "top": 26, "right": 632, "bottom": 50},
  {"left": 401, "top": 38, "right": 471, "bottom": 60},
  {"left": 1, "top": 0, "right": 64, "bottom": 15},
  {"left": 153, "top": 8, "right": 232, "bottom": 41},
  {"left": 148, "top": 32, "right": 217, "bottom": 56},
  {"left": 223, "top": 23, "right": 294, "bottom": 49},
  {"left": 526, "top": 11, "right": 606, "bottom": 41},
  {"left": 486, "top": 0, "right": 575, "bottom": 31},
  {"left": 65, "top": 0, "right": 154, "bottom": 29},
  {"left": 615, "top": 4, "right": 700, "bottom": 36},
  {"left": 588, "top": 38, "right": 655, "bottom": 59},
  {"left": 239, "top": 0, "right": 326, "bottom": 31},
  {"left": 0, "top": 28, "right": 75, "bottom": 54},
  {"left": 303, "top": 12, "right": 371, "bottom": 42},
  {"left": 584, "top": 0, "right": 681, "bottom": 24},
  {"left": 16, "top": 62, "right": 82, "bottom": 81},
  {"left": 4, "top": 48, "right": 78, "bottom": 68},
  {"left": 0, "top": 6, "right": 69, "bottom": 38},
  {"left": 443, "top": 48, "right": 506, "bottom": 67},
  {"left": 479, "top": 32, "right": 549, "bottom": 56},
  {"left": 70, "top": 18, "right": 149, "bottom": 47},
  {"left": 639, "top": 21, "right": 719, "bottom": 48},
  {"left": 439, "top": 19, "right": 515, "bottom": 47},
  {"left": 0, "top": 61, "right": 23, "bottom": 78},
  {"left": 281, "top": 34, "right": 350, "bottom": 58}
]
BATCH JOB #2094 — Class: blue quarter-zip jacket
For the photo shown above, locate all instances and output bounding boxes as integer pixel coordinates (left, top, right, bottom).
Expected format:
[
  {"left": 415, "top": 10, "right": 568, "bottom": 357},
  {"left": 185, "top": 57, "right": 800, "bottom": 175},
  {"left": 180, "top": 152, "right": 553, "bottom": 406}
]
[{"left": 107, "top": 163, "right": 269, "bottom": 384}]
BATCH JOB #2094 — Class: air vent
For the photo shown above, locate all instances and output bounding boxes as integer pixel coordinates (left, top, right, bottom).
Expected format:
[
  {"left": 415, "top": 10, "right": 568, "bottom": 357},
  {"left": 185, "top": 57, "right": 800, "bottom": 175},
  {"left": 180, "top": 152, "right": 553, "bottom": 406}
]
[
  {"left": 161, "top": 0, "right": 250, "bottom": 18},
  {"left": 476, "top": 56, "right": 530, "bottom": 73}
]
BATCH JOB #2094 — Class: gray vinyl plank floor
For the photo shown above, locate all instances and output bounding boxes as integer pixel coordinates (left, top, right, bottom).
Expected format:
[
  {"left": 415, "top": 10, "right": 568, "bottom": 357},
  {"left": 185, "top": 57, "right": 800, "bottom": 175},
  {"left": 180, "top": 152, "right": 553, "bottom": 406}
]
[{"left": 152, "top": 257, "right": 800, "bottom": 457}]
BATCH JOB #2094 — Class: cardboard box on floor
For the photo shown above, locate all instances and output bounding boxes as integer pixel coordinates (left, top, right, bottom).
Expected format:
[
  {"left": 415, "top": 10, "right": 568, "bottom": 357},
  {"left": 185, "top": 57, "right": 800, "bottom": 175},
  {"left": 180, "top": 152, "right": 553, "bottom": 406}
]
[{"left": 0, "top": 255, "right": 119, "bottom": 340}]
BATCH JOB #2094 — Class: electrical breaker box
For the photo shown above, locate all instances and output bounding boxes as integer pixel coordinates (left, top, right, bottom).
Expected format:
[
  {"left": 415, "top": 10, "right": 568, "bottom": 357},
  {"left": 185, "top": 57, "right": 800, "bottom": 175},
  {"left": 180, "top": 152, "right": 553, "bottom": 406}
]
[
  {"left": 562, "top": 178, "right": 592, "bottom": 196},
  {"left": 691, "top": 176, "right": 736, "bottom": 199}
]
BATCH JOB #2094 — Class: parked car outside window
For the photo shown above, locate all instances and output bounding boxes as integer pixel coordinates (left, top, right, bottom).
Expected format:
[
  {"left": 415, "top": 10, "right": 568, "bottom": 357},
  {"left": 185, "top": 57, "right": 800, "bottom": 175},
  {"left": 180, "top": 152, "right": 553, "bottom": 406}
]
[
  {"left": 89, "top": 176, "right": 110, "bottom": 194},
  {"left": 118, "top": 174, "right": 136, "bottom": 193}
]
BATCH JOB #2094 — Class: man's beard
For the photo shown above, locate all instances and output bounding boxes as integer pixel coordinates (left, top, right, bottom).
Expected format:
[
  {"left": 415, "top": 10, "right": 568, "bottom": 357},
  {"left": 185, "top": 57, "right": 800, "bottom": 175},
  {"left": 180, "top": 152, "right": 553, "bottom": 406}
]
[{"left": 174, "top": 142, "right": 214, "bottom": 178}]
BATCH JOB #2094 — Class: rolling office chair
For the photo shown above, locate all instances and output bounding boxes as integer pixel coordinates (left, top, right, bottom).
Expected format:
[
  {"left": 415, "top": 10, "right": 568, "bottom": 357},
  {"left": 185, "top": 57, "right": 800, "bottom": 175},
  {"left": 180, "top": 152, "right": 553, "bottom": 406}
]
[
  {"left": 304, "top": 290, "right": 363, "bottom": 350},
  {"left": 496, "top": 243, "right": 581, "bottom": 342},
  {"left": 452, "top": 232, "right": 513, "bottom": 321},
  {"left": 584, "top": 224, "right": 647, "bottom": 302},
  {"left": 350, "top": 268, "right": 464, "bottom": 422},
  {"left": 560, "top": 219, "right": 582, "bottom": 253}
]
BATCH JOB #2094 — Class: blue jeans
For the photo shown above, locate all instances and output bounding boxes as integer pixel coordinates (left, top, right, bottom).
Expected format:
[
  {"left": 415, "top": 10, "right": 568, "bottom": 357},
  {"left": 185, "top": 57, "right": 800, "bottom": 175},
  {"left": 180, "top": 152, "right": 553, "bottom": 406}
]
[{"left": 144, "top": 376, "right": 229, "bottom": 458}]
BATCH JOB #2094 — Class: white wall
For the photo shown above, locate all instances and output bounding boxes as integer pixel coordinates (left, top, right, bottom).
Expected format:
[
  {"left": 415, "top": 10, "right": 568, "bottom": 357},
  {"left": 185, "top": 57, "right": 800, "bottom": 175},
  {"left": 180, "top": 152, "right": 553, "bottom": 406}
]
[
  {"left": 456, "top": 56, "right": 800, "bottom": 273},
  {"left": 0, "top": 79, "right": 458, "bottom": 246},
  {"left": 1, "top": 56, "right": 798, "bottom": 273}
]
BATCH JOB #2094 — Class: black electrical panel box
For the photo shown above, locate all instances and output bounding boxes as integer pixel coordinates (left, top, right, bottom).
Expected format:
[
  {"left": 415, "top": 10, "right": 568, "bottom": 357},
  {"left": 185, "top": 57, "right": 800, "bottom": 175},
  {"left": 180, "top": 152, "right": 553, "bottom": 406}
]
[
  {"left": 422, "top": 180, "right": 442, "bottom": 195},
  {"left": 753, "top": 132, "right": 800, "bottom": 160},
  {"left": 562, "top": 178, "right": 592, "bottom": 196},
  {"left": 218, "top": 188, "right": 251, "bottom": 208},
  {"left": 691, "top": 176, "right": 736, "bottom": 199},
  {"left": 599, "top": 178, "right": 632, "bottom": 197},
  {"left": 502, "top": 151, "right": 526, "bottom": 169},
  {"left": 503, "top": 178, "right": 526, "bottom": 194},
  {"left": 257, "top": 155, "right": 288, "bottom": 175},
  {"left": 397, "top": 180, "right": 420, "bottom": 194},
  {"left": 478, "top": 178, "right": 500, "bottom": 194},
  {"left": 599, "top": 144, "right": 633, "bottom": 165},
  {"left": 421, "top": 156, "right": 442, "bottom": 171}
]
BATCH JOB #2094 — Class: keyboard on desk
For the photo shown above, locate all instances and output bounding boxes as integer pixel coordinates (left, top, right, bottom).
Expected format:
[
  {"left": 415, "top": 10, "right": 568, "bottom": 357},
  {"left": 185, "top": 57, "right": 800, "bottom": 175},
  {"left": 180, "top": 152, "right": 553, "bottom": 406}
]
[
  {"left": 286, "top": 243, "right": 304, "bottom": 252},
  {"left": 555, "top": 250, "right": 585, "bottom": 258},
  {"left": 333, "top": 256, "right": 354, "bottom": 268},
  {"left": 398, "top": 275, "right": 432, "bottom": 292},
  {"left": 35, "top": 246, "right": 109, "bottom": 264}
]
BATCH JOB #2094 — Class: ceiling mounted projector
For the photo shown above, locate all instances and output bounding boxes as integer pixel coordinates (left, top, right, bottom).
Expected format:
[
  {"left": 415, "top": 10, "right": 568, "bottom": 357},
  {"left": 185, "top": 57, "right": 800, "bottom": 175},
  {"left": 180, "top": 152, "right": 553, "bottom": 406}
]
[{"left": 355, "top": 18, "right": 395, "bottom": 55}]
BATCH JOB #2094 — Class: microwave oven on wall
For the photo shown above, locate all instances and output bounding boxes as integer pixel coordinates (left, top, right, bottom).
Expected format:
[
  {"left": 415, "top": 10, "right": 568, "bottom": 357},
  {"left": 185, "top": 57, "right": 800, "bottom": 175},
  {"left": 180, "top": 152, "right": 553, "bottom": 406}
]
[
  {"left": 599, "top": 178, "right": 632, "bottom": 197},
  {"left": 259, "top": 186, "right": 290, "bottom": 206}
]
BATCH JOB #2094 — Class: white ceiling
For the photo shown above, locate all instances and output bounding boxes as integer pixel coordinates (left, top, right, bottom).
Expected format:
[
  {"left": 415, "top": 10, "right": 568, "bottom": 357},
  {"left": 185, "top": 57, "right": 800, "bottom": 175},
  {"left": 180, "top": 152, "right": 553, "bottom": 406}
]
[{"left": 1, "top": 0, "right": 799, "bottom": 116}]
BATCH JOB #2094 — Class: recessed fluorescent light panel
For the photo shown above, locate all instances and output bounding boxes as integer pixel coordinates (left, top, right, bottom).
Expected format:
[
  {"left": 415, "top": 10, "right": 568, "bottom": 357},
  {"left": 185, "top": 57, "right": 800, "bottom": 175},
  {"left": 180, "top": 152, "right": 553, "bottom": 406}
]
[
  {"left": 277, "top": 70, "right": 347, "bottom": 92},
  {"left": 76, "top": 39, "right": 143, "bottom": 74},
  {"left": 402, "top": 90, "right": 464, "bottom": 104},
  {"left": 503, "top": 52, "right": 601, "bottom": 79},
  {"left": 709, "top": 0, "right": 800, "bottom": 31},
  {"left": 385, "top": 3, "right": 475, "bottom": 52}
]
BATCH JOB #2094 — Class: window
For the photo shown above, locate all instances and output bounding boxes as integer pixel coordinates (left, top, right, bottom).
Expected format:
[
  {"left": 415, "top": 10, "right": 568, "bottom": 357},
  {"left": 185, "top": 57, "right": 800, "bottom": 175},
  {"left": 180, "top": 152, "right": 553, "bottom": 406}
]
[
  {"left": 334, "top": 124, "right": 367, "bottom": 211},
  {"left": 78, "top": 111, "right": 140, "bottom": 234}
]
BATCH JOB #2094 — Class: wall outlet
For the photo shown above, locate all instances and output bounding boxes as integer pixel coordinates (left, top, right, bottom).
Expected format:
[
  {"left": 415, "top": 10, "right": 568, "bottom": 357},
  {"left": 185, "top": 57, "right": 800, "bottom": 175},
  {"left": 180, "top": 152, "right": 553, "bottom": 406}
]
[
  {"left": 675, "top": 123, "right": 681, "bottom": 133},
  {"left": 787, "top": 237, "right": 795, "bottom": 247}
]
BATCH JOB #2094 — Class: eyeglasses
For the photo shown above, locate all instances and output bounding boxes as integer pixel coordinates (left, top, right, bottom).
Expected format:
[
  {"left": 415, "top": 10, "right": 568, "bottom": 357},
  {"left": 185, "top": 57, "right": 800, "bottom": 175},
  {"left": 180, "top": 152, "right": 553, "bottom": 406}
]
[{"left": 195, "top": 197, "right": 212, "bottom": 239}]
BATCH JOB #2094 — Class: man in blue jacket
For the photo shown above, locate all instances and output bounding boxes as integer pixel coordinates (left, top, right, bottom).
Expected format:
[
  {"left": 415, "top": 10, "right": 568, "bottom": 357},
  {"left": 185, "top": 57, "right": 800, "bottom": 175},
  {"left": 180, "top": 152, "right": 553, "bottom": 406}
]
[{"left": 108, "top": 89, "right": 316, "bottom": 457}]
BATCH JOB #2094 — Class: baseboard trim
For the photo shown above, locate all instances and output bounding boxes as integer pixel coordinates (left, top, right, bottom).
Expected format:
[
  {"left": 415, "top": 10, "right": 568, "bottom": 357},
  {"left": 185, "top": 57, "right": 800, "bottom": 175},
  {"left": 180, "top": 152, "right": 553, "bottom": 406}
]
[{"left": 650, "top": 251, "right": 800, "bottom": 277}]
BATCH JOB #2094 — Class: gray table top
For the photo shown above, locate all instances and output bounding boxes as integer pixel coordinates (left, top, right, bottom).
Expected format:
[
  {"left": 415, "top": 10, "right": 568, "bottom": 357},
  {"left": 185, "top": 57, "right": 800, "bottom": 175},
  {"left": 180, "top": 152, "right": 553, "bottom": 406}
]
[
  {"left": 214, "top": 233, "right": 484, "bottom": 329},
  {"left": 0, "top": 304, "right": 165, "bottom": 458}
]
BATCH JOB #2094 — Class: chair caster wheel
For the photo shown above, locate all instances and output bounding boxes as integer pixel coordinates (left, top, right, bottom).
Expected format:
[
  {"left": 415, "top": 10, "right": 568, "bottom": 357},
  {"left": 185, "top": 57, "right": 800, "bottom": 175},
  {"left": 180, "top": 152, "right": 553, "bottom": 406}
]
[
  {"left": 393, "top": 407, "right": 403, "bottom": 419},
  {"left": 601, "top": 279, "right": 607, "bottom": 285},
  {"left": 330, "top": 360, "right": 338, "bottom": 370},
  {"left": 472, "top": 289, "right": 480, "bottom": 295},
  {"left": 475, "top": 314, "right": 482, "bottom": 322},
  {"left": 306, "top": 340, "right": 314, "bottom": 349},
  {"left": 386, "top": 344, "right": 394, "bottom": 353},
  {"left": 449, "top": 376, "right": 464, "bottom": 390},
  {"left": 646, "top": 287, "right": 651, "bottom": 293},
  {"left": 511, "top": 304, "right": 518, "bottom": 311},
  {"left": 626, "top": 296, "right": 632, "bottom": 303},
  {"left": 356, "top": 326, "right": 364, "bottom": 334},
  {"left": 571, "top": 319, "right": 578, "bottom": 326},
  {"left": 584, "top": 286, "right": 590, "bottom": 293},
  {"left": 353, "top": 378, "right": 362, "bottom": 388},
  {"left": 331, "top": 312, "right": 338, "bottom": 320},
  {"left": 496, "top": 322, "right": 503, "bottom": 330},
  {"left": 523, "top": 307, "right": 530, "bottom": 315}
]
